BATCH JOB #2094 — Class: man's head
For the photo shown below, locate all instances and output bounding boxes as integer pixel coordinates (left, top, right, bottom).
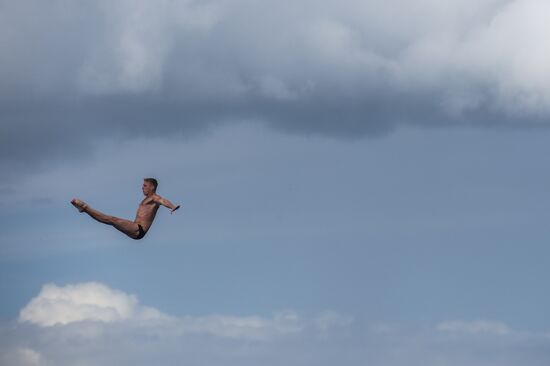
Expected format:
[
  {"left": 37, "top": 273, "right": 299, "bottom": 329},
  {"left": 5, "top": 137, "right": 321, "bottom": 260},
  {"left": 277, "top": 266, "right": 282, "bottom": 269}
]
[{"left": 142, "top": 178, "right": 158, "bottom": 195}]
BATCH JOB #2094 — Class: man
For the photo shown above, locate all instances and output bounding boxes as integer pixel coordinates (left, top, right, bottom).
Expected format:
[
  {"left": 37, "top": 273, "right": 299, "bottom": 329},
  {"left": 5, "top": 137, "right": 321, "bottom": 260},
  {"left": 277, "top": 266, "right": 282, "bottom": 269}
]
[{"left": 71, "top": 178, "right": 180, "bottom": 240}]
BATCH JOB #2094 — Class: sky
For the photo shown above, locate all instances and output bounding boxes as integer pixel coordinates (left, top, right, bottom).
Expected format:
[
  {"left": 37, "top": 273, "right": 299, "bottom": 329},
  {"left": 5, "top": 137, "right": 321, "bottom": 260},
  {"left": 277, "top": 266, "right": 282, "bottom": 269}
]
[{"left": 1, "top": 0, "right": 550, "bottom": 365}]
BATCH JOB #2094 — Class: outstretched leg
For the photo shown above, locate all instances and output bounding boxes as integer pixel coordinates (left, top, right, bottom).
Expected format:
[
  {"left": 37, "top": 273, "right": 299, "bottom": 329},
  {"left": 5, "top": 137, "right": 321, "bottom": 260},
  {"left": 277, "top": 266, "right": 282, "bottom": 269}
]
[{"left": 71, "top": 199, "right": 143, "bottom": 240}]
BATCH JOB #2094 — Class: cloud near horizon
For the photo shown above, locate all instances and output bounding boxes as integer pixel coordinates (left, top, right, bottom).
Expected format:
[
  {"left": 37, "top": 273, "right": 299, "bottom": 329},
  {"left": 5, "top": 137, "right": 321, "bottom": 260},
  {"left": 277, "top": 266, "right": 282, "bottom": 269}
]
[
  {"left": 436, "top": 319, "right": 512, "bottom": 335},
  {"left": 18, "top": 282, "right": 348, "bottom": 340},
  {"left": 18, "top": 282, "right": 168, "bottom": 326},
  {"left": 5, "top": 281, "right": 549, "bottom": 366}
]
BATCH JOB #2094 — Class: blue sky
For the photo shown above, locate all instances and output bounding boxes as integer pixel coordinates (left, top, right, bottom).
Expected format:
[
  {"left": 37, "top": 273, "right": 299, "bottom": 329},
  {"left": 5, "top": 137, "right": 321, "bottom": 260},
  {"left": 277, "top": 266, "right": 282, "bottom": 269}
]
[{"left": 2, "top": 0, "right": 550, "bottom": 365}]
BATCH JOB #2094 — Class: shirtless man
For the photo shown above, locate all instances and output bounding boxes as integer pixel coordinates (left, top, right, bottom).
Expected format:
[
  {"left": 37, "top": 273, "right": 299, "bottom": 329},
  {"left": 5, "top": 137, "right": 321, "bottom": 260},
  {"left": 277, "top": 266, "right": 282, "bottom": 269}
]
[{"left": 70, "top": 178, "right": 180, "bottom": 240}]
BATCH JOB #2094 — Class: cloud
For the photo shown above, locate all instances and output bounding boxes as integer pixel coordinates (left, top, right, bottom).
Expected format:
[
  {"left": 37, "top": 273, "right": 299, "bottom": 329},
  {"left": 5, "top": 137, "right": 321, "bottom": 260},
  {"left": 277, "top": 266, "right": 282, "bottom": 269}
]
[
  {"left": 177, "top": 312, "right": 305, "bottom": 340},
  {"left": 3, "top": 0, "right": 549, "bottom": 113},
  {"left": 437, "top": 320, "right": 512, "bottom": 335},
  {"left": 0, "top": 348, "right": 43, "bottom": 366},
  {"left": 4, "top": 281, "right": 550, "bottom": 365},
  {"left": 19, "top": 282, "right": 168, "bottom": 326},
  {"left": 76, "top": 0, "right": 223, "bottom": 94},
  {"left": 2, "top": 0, "right": 550, "bottom": 179},
  {"left": 17, "top": 282, "right": 344, "bottom": 340}
]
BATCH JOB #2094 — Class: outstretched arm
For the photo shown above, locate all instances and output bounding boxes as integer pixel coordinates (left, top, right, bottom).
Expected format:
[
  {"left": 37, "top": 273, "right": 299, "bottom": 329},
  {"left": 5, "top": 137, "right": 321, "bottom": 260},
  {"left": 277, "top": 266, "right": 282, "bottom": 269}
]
[{"left": 155, "top": 196, "right": 181, "bottom": 214}]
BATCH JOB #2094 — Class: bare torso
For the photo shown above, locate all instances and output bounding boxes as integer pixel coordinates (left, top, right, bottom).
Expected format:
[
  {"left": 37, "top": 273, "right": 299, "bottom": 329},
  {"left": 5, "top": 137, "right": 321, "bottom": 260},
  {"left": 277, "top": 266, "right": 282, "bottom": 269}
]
[{"left": 134, "top": 194, "right": 161, "bottom": 231}]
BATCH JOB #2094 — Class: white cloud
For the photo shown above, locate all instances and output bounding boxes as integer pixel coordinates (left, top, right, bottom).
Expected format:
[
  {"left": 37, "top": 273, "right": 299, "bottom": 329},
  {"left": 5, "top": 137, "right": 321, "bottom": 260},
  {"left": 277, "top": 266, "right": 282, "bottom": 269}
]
[
  {"left": 436, "top": 320, "right": 512, "bottom": 335},
  {"left": 17, "top": 282, "right": 344, "bottom": 341},
  {"left": 6, "top": 282, "right": 550, "bottom": 366},
  {"left": 313, "top": 311, "right": 353, "bottom": 331},
  {"left": 18, "top": 282, "right": 168, "bottom": 326},
  {"left": 178, "top": 311, "right": 305, "bottom": 340}
]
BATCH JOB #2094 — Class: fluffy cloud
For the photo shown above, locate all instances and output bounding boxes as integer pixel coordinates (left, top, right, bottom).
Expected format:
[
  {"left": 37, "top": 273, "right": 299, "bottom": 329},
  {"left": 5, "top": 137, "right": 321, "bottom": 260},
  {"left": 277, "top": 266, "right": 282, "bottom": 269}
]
[
  {"left": 17, "top": 282, "right": 346, "bottom": 341},
  {"left": 19, "top": 282, "right": 168, "bottom": 326},
  {"left": 4, "top": 282, "right": 550, "bottom": 366}
]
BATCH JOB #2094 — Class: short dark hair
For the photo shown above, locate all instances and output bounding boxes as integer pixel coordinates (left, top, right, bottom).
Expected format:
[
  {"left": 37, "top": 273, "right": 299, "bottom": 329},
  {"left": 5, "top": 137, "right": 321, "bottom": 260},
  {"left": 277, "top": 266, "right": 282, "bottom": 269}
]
[{"left": 144, "top": 178, "right": 158, "bottom": 190}]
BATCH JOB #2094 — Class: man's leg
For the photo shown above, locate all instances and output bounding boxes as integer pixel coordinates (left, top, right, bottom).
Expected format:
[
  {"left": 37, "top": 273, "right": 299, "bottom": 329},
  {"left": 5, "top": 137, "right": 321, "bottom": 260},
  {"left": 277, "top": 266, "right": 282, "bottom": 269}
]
[
  {"left": 72, "top": 200, "right": 141, "bottom": 239},
  {"left": 111, "top": 217, "right": 142, "bottom": 240},
  {"left": 81, "top": 205, "right": 115, "bottom": 225}
]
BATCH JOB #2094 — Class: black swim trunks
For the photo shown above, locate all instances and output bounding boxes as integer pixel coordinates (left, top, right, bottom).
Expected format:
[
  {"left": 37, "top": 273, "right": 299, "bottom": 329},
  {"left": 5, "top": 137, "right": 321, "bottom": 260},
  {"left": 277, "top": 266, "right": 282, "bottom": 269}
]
[{"left": 136, "top": 224, "right": 147, "bottom": 240}]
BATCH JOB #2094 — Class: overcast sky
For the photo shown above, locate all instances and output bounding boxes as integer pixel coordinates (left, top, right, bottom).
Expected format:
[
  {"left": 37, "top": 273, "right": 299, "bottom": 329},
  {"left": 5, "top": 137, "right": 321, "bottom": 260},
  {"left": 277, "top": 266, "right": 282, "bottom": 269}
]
[{"left": 1, "top": 0, "right": 550, "bottom": 365}]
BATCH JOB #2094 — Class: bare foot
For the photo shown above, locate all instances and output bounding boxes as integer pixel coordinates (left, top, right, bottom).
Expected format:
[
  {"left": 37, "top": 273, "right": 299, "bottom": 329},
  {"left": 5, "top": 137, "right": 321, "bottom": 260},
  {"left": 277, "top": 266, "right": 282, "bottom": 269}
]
[{"left": 71, "top": 198, "right": 88, "bottom": 213}]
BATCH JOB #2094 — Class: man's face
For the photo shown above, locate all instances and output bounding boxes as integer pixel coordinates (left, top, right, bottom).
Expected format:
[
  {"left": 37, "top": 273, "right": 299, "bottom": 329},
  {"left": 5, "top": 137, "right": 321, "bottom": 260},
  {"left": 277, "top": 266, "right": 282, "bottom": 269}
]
[{"left": 142, "top": 181, "right": 155, "bottom": 195}]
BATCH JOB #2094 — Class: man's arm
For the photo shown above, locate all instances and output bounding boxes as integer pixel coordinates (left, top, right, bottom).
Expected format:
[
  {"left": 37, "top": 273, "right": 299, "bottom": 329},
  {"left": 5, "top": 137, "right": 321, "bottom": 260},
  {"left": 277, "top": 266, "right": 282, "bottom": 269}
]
[{"left": 154, "top": 196, "right": 180, "bottom": 213}]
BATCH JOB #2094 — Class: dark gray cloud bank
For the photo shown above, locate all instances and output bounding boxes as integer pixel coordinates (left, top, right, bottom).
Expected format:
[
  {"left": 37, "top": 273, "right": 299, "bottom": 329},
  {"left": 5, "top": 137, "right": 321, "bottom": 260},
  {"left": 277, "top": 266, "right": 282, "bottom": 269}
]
[{"left": 1, "top": 0, "right": 550, "bottom": 171}]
